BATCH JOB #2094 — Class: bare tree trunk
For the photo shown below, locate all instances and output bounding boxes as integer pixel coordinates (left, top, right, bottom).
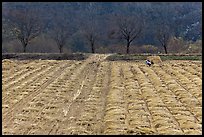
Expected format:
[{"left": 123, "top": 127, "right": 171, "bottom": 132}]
[
  {"left": 23, "top": 43, "right": 27, "bottom": 53},
  {"left": 163, "top": 44, "right": 168, "bottom": 54},
  {"left": 91, "top": 42, "right": 95, "bottom": 53},
  {"left": 126, "top": 41, "right": 130, "bottom": 54},
  {"left": 59, "top": 45, "right": 63, "bottom": 53}
]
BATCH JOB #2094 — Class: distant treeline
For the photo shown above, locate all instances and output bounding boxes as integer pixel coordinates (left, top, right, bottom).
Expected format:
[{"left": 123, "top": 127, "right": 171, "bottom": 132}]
[{"left": 2, "top": 2, "right": 202, "bottom": 54}]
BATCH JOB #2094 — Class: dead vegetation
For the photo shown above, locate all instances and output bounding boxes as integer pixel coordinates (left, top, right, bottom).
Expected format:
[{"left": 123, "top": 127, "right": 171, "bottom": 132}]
[
  {"left": 2, "top": 54, "right": 202, "bottom": 135},
  {"left": 146, "top": 56, "right": 162, "bottom": 64}
]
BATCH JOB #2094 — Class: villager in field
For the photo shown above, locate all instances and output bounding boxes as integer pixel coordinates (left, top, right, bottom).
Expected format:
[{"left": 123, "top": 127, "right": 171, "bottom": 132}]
[{"left": 146, "top": 59, "right": 152, "bottom": 66}]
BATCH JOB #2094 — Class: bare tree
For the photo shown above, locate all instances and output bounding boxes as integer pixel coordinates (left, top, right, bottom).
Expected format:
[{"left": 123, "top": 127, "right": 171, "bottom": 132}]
[
  {"left": 156, "top": 24, "right": 172, "bottom": 54},
  {"left": 110, "top": 15, "right": 144, "bottom": 54},
  {"left": 49, "top": 20, "right": 67, "bottom": 53},
  {"left": 6, "top": 8, "right": 43, "bottom": 53},
  {"left": 85, "top": 32, "right": 96, "bottom": 53},
  {"left": 49, "top": 8, "right": 74, "bottom": 53},
  {"left": 51, "top": 22, "right": 70, "bottom": 53},
  {"left": 151, "top": 3, "right": 174, "bottom": 54},
  {"left": 82, "top": 21, "right": 99, "bottom": 53},
  {"left": 80, "top": 3, "right": 100, "bottom": 53}
]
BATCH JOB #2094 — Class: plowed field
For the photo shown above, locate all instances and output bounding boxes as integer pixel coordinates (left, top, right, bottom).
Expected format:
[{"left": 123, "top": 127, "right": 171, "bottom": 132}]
[{"left": 2, "top": 54, "right": 202, "bottom": 135}]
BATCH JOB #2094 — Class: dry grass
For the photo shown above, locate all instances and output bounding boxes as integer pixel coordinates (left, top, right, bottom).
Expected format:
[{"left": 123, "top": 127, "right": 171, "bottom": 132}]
[
  {"left": 147, "top": 56, "right": 162, "bottom": 64},
  {"left": 2, "top": 54, "right": 202, "bottom": 135}
]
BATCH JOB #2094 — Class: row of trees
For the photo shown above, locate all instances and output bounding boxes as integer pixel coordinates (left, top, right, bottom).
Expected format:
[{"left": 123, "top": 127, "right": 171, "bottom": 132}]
[{"left": 2, "top": 2, "right": 202, "bottom": 54}]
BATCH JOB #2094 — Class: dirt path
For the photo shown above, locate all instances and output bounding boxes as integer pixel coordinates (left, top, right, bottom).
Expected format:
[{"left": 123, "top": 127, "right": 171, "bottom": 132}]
[{"left": 2, "top": 54, "right": 110, "bottom": 135}]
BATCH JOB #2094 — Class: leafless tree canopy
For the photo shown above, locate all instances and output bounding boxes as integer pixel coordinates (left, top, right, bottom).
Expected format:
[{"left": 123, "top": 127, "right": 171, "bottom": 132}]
[
  {"left": 80, "top": 3, "right": 101, "bottom": 53},
  {"left": 156, "top": 24, "right": 172, "bottom": 54},
  {"left": 6, "top": 8, "right": 43, "bottom": 52},
  {"left": 110, "top": 15, "right": 144, "bottom": 54},
  {"left": 2, "top": 2, "right": 202, "bottom": 54},
  {"left": 49, "top": 13, "right": 73, "bottom": 53},
  {"left": 83, "top": 26, "right": 98, "bottom": 53}
]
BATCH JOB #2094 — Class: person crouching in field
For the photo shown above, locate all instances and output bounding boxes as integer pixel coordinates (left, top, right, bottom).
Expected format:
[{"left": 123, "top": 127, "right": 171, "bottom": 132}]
[{"left": 145, "top": 59, "right": 152, "bottom": 66}]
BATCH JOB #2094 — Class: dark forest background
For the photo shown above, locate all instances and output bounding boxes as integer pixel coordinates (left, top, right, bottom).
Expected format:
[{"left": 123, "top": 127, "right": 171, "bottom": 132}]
[{"left": 2, "top": 2, "right": 202, "bottom": 54}]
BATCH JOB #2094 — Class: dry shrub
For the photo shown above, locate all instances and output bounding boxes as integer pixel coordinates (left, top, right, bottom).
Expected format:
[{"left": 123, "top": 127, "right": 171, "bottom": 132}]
[
  {"left": 186, "top": 40, "right": 202, "bottom": 53},
  {"left": 2, "top": 39, "right": 23, "bottom": 53},
  {"left": 96, "top": 46, "right": 109, "bottom": 53},
  {"left": 139, "top": 45, "right": 159, "bottom": 53},
  {"left": 146, "top": 56, "right": 162, "bottom": 64},
  {"left": 108, "top": 44, "right": 125, "bottom": 54},
  {"left": 168, "top": 37, "right": 187, "bottom": 53}
]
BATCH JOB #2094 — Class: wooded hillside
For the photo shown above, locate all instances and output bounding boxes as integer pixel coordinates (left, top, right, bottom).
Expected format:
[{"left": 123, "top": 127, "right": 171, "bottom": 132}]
[{"left": 2, "top": 2, "right": 202, "bottom": 54}]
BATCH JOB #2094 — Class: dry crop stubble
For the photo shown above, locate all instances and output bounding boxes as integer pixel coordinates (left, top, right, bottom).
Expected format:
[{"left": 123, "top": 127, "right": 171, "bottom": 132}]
[{"left": 2, "top": 55, "right": 202, "bottom": 135}]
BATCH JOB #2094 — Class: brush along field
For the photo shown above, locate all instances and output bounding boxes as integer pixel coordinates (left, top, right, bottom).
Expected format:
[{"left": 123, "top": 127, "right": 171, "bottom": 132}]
[{"left": 2, "top": 54, "right": 202, "bottom": 135}]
